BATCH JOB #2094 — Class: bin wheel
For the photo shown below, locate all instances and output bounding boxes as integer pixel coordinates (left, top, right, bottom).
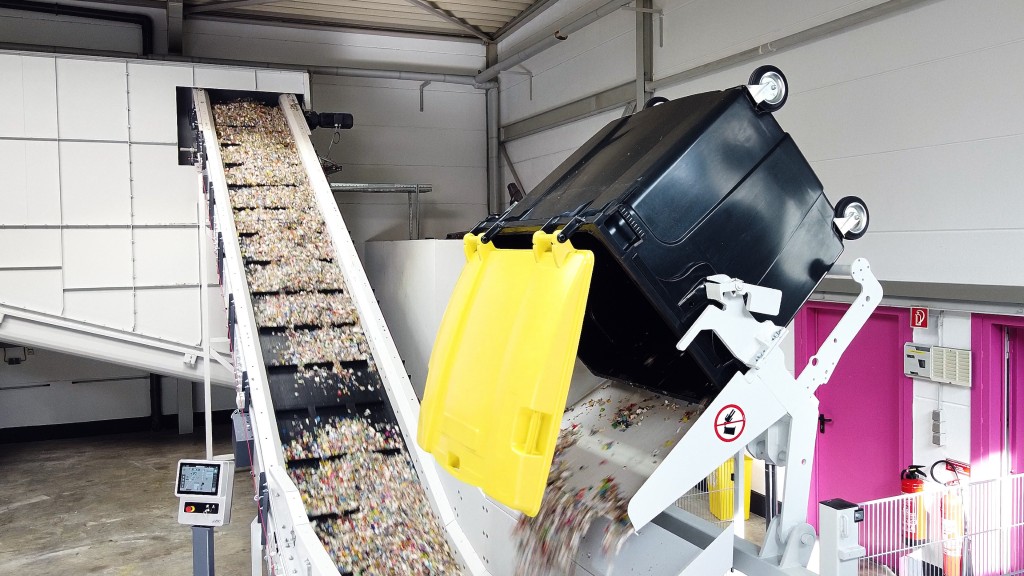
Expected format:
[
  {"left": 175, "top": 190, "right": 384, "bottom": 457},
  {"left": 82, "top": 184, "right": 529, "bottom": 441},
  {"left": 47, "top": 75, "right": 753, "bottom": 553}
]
[
  {"left": 644, "top": 96, "right": 669, "bottom": 109},
  {"left": 834, "top": 196, "right": 869, "bottom": 240},
  {"left": 748, "top": 65, "right": 788, "bottom": 112}
]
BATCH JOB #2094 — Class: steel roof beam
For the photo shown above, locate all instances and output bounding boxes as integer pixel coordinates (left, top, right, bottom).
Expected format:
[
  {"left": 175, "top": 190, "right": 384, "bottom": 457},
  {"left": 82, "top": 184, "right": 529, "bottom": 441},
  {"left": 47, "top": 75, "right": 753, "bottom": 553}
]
[
  {"left": 402, "top": 0, "right": 491, "bottom": 42},
  {"left": 492, "top": 0, "right": 557, "bottom": 43},
  {"left": 187, "top": 0, "right": 283, "bottom": 15}
]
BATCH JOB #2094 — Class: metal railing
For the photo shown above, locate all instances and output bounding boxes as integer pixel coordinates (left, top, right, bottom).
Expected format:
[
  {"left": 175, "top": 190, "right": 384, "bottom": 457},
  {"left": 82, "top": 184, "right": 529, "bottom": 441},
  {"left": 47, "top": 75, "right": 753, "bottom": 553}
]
[
  {"left": 329, "top": 183, "right": 431, "bottom": 240},
  {"left": 856, "top": 473, "right": 1024, "bottom": 576}
]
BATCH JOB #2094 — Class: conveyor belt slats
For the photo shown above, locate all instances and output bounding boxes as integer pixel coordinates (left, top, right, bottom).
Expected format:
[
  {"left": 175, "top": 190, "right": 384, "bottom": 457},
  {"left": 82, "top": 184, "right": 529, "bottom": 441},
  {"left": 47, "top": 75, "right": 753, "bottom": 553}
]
[{"left": 193, "top": 89, "right": 478, "bottom": 575}]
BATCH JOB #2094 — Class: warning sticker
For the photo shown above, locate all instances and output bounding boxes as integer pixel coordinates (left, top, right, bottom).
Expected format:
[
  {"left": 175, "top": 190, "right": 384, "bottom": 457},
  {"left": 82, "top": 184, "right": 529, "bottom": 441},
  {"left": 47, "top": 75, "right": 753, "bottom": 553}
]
[{"left": 714, "top": 404, "right": 745, "bottom": 442}]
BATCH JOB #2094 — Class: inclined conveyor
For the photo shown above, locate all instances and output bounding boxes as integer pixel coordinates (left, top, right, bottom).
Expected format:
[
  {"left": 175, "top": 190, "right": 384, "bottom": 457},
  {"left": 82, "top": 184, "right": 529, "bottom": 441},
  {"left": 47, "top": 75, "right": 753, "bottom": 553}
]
[{"left": 190, "top": 89, "right": 480, "bottom": 575}]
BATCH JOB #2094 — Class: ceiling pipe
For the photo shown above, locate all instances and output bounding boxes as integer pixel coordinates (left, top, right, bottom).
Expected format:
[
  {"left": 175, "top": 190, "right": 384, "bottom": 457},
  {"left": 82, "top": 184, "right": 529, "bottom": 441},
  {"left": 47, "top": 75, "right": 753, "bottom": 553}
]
[
  {"left": 305, "top": 65, "right": 496, "bottom": 89},
  {"left": 486, "top": 86, "right": 501, "bottom": 214},
  {"left": 0, "top": 41, "right": 133, "bottom": 58},
  {"left": 0, "top": 0, "right": 154, "bottom": 55},
  {"left": 0, "top": 43, "right": 497, "bottom": 89},
  {"left": 475, "top": 0, "right": 634, "bottom": 84}
]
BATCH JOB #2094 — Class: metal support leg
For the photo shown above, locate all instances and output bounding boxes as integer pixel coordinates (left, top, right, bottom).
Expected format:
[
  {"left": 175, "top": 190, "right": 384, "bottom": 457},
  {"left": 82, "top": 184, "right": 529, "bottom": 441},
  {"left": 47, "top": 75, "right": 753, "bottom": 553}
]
[
  {"left": 503, "top": 66, "right": 533, "bottom": 100},
  {"left": 764, "top": 463, "right": 778, "bottom": 523},
  {"left": 634, "top": 0, "right": 654, "bottom": 108},
  {"left": 734, "top": 451, "right": 746, "bottom": 538},
  {"left": 419, "top": 81, "right": 431, "bottom": 112},
  {"left": 761, "top": 407, "right": 819, "bottom": 567},
  {"left": 407, "top": 192, "right": 415, "bottom": 239},
  {"left": 150, "top": 373, "right": 163, "bottom": 432},
  {"left": 414, "top": 185, "right": 421, "bottom": 239},
  {"left": 193, "top": 526, "right": 215, "bottom": 576},
  {"left": 250, "top": 517, "right": 263, "bottom": 576},
  {"left": 178, "top": 378, "right": 194, "bottom": 434}
]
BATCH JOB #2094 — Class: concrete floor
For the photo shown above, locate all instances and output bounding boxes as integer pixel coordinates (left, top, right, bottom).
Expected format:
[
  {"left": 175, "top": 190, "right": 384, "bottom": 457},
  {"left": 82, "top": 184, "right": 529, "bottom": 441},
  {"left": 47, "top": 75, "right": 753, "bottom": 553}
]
[
  {"left": 0, "top": 426, "right": 254, "bottom": 576},
  {"left": 0, "top": 425, "right": 788, "bottom": 576}
]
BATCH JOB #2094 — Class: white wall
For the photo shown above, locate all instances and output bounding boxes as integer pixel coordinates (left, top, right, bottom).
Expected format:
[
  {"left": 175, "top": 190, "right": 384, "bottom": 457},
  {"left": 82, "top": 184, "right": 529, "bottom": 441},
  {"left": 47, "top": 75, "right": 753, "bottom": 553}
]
[
  {"left": 0, "top": 346, "right": 233, "bottom": 429},
  {"left": 498, "top": 0, "right": 635, "bottom": 123},
  {"left": 499, "top": 0, "right": 1024, "bottom": 289},
  {"left": 909, "top": 311, "right": 973, "bottom": 467},
  {"left": 0, "top": 52, "right": 306, "bottom": 347},
  {"left": 313, "top": 77, "right": 487, "bottom": 252},
  {"left": 0, "top": 52, "right": 308, "bottom": 426}
]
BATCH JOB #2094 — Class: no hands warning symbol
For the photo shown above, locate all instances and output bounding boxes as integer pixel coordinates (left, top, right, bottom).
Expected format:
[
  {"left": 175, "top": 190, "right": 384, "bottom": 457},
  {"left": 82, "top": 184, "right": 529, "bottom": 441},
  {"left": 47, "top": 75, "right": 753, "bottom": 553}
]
[{"left": 714, "top": 404, "right": 746, "bottom": 442}]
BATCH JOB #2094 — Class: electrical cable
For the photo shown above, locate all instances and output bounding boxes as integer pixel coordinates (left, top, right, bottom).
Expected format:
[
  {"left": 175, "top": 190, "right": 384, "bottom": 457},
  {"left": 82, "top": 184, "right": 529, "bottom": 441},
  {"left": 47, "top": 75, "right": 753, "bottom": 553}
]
[
  {"left": 327, "top": 130, "right": 341, "bottom": 158},
  {"left": 930, "top": 459, "right": 959, "bottom": 485},
  {"left": 317, "top": 130, "right": 344, "bottom": 177}
]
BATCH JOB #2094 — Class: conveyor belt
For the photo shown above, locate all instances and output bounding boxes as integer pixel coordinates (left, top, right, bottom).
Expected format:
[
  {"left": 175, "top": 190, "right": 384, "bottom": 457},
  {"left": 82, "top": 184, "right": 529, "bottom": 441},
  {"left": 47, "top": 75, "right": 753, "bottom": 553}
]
[{"left": 195, "top": 93, "right": 464, "bottom": 575}]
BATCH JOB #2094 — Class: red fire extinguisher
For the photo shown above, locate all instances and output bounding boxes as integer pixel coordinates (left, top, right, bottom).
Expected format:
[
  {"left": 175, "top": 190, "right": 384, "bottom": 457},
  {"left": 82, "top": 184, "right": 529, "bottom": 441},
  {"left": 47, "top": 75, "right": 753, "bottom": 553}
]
[
  {"left": 932, "top": 460, "right": 968, "bottom": 576},
  {"left": 901, "top": 465, "right": 928, "bottom": 545}
]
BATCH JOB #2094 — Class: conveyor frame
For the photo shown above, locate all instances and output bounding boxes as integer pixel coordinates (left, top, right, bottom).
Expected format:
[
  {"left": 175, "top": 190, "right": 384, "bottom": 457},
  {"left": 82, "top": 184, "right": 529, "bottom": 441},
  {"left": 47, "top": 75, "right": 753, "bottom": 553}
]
[{"left": 191, "top": 88, "right": 485, "bottom": 575}]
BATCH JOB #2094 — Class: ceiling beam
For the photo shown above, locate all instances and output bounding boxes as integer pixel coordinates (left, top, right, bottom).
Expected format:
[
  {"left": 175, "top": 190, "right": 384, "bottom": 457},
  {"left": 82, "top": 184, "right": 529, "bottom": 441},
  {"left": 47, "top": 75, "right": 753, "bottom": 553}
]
[
  {"left": 402, "top": 0, "right": 491, "bottom": 42},
  {"left": 191, "top": 9, "right": 483, "bottom": 40},
  {"left": 187, "top": 0, "right": 282, "bottom": 15},
  {"left": 254, "top": 0, "right": 504, "bottom": 29},
  {"left": 492, "top": 0, "right": 558, "bottom": 43},
  {"left": 274, "top": 0, "right": 512, "bottom": 24}
]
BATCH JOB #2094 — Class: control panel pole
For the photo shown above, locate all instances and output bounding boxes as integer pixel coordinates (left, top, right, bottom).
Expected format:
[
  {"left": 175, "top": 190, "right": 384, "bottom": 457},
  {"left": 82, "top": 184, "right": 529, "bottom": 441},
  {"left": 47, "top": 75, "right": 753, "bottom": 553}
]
[{"left": 192, "top": 525, "right": 215, "bottom": 576}]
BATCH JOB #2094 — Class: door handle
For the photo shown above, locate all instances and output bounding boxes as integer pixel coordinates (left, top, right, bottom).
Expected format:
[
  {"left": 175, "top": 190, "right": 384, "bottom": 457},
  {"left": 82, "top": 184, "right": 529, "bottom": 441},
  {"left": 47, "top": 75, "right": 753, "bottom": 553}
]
[{"left": 818, "top": 413, "right": 833, "bottom": 434}]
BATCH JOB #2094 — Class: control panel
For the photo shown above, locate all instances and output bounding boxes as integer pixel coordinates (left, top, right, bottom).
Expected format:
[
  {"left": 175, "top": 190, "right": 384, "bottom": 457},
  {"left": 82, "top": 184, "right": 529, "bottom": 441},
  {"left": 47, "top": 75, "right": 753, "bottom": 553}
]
[{"left": 175, "top": 459, "right": 234, "bottom": 527}]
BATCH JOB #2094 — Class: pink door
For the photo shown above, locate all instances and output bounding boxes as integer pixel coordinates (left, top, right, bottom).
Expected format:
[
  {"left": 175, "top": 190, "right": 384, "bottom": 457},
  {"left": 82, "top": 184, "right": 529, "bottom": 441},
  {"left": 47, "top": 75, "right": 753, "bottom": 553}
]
[
  {"left": 1008, "top": 327, "right": 1023, "bottom": 572},
  {"left": 795, "top": 303, "right": 913, "bottom": 527},
  {"left": 1009, "top": 327, "right": 1024, "bottom": 474},
  {"left": 970, "top": 316, "right": 1024, "bottom": 575}
]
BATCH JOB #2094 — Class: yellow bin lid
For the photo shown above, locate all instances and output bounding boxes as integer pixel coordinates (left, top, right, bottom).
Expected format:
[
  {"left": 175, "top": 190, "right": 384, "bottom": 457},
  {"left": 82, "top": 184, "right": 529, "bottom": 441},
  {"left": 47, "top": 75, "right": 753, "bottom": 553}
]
[{"left": 417, "top": 231, "right": 594, "bottom": 516}]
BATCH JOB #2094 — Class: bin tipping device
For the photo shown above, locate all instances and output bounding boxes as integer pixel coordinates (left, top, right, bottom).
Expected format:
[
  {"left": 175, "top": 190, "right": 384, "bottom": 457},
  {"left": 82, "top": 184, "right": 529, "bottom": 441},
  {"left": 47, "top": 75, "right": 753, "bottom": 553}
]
[{"left": 418, "top": 66, "right": 880, "bottom": 575}]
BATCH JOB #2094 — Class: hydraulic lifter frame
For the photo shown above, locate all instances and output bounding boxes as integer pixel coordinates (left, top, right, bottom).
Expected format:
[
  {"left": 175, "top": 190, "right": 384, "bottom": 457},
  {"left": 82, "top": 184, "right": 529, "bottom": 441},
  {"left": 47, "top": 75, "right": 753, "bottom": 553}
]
[{"left": 629, "top": 258, "right": 881, "bottom": 575}]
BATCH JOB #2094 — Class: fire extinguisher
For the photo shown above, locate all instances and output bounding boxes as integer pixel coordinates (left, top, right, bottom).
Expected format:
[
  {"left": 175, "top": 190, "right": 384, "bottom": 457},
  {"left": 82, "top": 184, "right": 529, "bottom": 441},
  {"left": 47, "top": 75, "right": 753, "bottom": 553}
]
[
  {"left": 901, "top": 465, "right": 928, "bottom": 545},
  {"left": 931, "top": 460, "right": 966, "bottom": 576}
]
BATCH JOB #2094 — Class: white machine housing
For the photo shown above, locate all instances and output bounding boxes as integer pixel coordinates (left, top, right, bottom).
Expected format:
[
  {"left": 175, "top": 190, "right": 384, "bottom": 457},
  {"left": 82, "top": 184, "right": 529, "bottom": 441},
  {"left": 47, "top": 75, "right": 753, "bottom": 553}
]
[{"left": 175, "top": 459, "right": 235, "bottom": 527}]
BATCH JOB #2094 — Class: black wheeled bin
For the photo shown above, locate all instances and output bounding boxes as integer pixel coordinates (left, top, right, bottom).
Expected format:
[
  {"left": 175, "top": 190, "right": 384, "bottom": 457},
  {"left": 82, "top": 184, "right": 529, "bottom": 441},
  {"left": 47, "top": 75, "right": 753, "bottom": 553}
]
[{"left": 476, "top": 81, "right": 846, "bottom": 403}]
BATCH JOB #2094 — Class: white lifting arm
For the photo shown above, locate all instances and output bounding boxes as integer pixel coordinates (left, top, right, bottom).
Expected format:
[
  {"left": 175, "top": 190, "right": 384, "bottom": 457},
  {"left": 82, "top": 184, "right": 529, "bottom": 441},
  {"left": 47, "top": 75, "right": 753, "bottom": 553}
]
[
  {"left": 627, "top": 259, "right": 882, "bottom": 573},
  {"left": 796, "top": 258, "right": 882, "bottom": 393}
]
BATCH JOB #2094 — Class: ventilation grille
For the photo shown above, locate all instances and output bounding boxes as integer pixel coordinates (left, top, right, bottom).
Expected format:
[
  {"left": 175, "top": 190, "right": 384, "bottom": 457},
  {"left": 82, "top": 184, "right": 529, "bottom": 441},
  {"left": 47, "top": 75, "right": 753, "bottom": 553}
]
[{"left": 931, "top": 346, "right": 971, "bottom": 387}]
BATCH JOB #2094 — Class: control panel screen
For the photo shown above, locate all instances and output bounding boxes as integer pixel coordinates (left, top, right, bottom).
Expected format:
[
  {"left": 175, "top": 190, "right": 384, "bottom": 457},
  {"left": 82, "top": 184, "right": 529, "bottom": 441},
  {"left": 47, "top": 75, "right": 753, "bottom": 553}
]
[{"left": 177, "top": 463, "right": 221, "bottom": 495}]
